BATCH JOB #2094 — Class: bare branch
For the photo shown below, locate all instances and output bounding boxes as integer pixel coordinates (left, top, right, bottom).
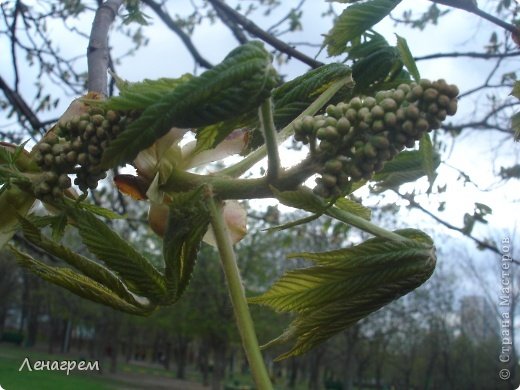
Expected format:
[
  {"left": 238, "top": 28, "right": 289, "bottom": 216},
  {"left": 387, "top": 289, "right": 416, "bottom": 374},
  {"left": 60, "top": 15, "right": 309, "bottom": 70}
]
[
  {"left": 210, "top": 1, "right": 248, "bottom": 44},
  {"left": 395, "top": 190, "right": 519, "bottom": 264},
  {"left": 429, "top": 0, "right": 520, "bottom": 35},
  {"left": 415, "top": 51, "right": 520, "bottom": 61},
  {"left": 87, "top": 0, "right": 124, "bottom": 95},
  {"left": 208, "top": 0, "right": 323, "bottom": 69},
  {"left": 141, "top": 0, "right": 214, "bottom": 69},
  {"left": 0, "top": 75, "right": 45, "bottom": 138}
]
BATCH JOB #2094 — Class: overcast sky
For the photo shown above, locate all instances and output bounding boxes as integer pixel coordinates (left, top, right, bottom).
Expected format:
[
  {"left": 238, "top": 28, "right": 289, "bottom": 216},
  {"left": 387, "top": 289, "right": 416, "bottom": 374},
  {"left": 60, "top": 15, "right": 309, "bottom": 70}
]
[{"left": 1, "top": 0, "right": 519, "bottom": 295}]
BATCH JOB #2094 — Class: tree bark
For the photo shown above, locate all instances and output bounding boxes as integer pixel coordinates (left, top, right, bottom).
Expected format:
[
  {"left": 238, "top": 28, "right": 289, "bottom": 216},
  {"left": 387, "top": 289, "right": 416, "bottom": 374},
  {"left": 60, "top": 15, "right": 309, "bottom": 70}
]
[{"left": 87, "top": 0, "right": 124, "bottom": 94}]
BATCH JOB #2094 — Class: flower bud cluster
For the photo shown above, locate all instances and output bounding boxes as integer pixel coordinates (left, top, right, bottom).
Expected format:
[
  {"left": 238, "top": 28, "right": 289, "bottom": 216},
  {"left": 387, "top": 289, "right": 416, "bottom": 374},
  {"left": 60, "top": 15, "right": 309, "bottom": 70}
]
[
  {"left": 32, "top": 108, "right": 133, "bottom": 201},
  {"left": 293, "top": 79, "right": 459, "bottom": 198}
]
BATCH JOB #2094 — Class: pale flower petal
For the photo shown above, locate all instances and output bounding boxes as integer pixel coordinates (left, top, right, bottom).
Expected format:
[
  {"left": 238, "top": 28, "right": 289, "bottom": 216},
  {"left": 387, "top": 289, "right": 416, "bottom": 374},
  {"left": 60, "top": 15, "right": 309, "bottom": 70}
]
[
  {"left": 182, "top": 129, "right": 248, "bottom": 169},
  {"left": 134, "top": 128, "right": 188, "bottom": 180},
  {"left": 148, "top": 202, "right": 169, "bottom": 237},
  {"left": 203, "top": 200, "right": 247, "bottom": 247}
]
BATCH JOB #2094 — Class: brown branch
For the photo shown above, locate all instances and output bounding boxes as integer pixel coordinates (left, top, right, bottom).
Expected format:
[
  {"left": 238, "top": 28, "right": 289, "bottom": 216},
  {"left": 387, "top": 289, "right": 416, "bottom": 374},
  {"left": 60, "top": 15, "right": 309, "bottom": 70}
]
[
  {"left": 210, "top": 1, "right": 248, "bottom": 44},
  {"left": 0, "top": 75, "right": 45, "bottom": 137},
  {"left": 141, "top": 0, "right": 213, "bottom": 69},
  {"left": 208, "top": 0, "right": 323, "bottom": 69},
  {"left": 395, "top": 190, "right": 519, "bottom": 265},
  {"left": 415, "top": 51, "right": 520, "bottom": 61},
  {"left": 87, "top": 0, "right": 124, "bottom": 95},
  {"left": 430, "top": 0, "right": 520, "bottom": 35}
]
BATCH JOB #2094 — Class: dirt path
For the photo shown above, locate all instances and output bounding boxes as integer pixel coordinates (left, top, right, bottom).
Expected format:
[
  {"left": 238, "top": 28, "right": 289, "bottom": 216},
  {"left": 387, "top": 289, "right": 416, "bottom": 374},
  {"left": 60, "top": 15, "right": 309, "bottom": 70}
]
[{"left": 107, "top": 371, "right": 210, "bottom": 390}]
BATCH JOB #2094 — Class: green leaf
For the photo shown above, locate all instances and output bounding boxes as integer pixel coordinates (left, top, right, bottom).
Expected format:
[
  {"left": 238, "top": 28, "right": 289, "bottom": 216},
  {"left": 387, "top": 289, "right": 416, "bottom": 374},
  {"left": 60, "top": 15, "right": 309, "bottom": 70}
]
[
  {"left": 346, "top": 31, "right": 390, "bottom": 61},
  {"left": 334, "top": 197, "right": 371, "bottom": 220},
  {"left": 67, "top": 206, "right": 167, "bottom": 302},
  {"left": 162, "top": 187, "right": 211, "bottom": 303},
  {"left": 64, "top": 197, "right": 124, "bottom": 219},
  {"left": 264, "top": 214, "right": 320, "bottom": 233},
  {"left": 371, "top": 150, "right": 441, "bottom": 192},
  {"left": 270, "top": 186, "right": 327, "bottom": 213},
  {"left": 194, "top": 115, "right": 249, "bottom": 154},
  {"left": 395, "top": 34, "right": 420, "bottom": 82},
  {"left": 102, "top": 41, "right": 279, "bottom": 168},
  {"left": 104, "top": 75, "right": 193, "bottom": 112},
  {"left": 0, "top": 142, "right": 40, "bottom": 172},
  {"left": 419, "top": 133, "right": 436, "bottom": 187},
  {"left": 511, "top": 81, "right": 520, "bottom": 99},
  {"left": 247, "top": 63, "right": 353, "bottom": 151},
  {"left": 351, "top": 46, "right": 403, "bottom": 94},
  {"left": 325, "top": 0, "right": 402, "bottom": 56},
  {"left": 0, "top": 186, "right": 36, "bottom": 250},
  {"left": 18, "top": 216, "right": 151, "bottom": 310},
  {"left": 252, "top": 229, "right": 435, "bottom": 360},
  {"left": 10, "top": 245, "right": 151, "bottom": 315},
  {"left": 511, "top": 111, "right": 520, "bottom": 141}
]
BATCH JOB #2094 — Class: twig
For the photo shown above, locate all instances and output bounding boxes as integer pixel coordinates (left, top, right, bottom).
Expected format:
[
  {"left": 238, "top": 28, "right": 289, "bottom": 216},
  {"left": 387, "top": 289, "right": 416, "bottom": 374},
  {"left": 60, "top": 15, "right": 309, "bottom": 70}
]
[
  {"left": 209, "top": 0, "right": 323, "bottom": 69},
  {"left": 395, "top": 190, "right": 520, "bottom": 265},
  {"left": 142, "top": 0, "right": 213, "bottom": 69},
  {"left": 258, "top": 98, "right": 280, "bottom": 182},
  {"left": 87, "top": 0, "right": 124, "bottom": 94},
  {"left": 415, "top": 51, "right": 520, "bottom": 61},
  {"left": 209, "top": 1, "right": 248, "bottom": 44},
  {"left": 217, "top": 76, "right": 351, "bottom": 178},
  {"left": 0, "top": 75, "right": 45, "bottom": 138},
  {"left": 430, "top": 0, "right": 520, "bottom": 35}
]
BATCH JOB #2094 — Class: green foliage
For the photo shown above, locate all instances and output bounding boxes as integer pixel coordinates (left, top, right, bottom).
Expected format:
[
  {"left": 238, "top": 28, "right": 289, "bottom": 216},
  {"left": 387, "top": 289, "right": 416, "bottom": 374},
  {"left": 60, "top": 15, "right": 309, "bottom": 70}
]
[
  {"left": 372, "top": 150, "right": 441, "bottom": 192},
  {"left": 395, "top": 34, "right": 420, "bottom": 82},
  {"left": 67, "top": 206, "right": 167, "bottom": 301},
  {"left": 351, "top": 46, "right": 404, "bottom": 93},
  {"left": 510, "top": 81, "right": 520, "bottom": 141},
  {"left": 325, "top": 0, "right": 402, "bottom": 56},
  {"left": 10, "top": 246, "right": 149, "bottom": 315},
  {"left": 250, "top": 229, "right": 436, "bottom": 360},
  {"left": 419, "top": 133, "right": 436, "bottom": 187},
  {"left": 162, "top": 187, "right": 211, "bottom": 303},
  {"left": 17, "top": 215, "right": 148, "bottom": 310},
  {"left": 272, "top": 63, "right": 352, "bottom": 127},
  {"left": 102, "top": 41, "right": 279, "bottom": 168},
  {"left": 103, "top": 75, "right": 193, "bottom": 112},
  {"left": 0, "top": 186, "right": 36, "bottom": 250}
]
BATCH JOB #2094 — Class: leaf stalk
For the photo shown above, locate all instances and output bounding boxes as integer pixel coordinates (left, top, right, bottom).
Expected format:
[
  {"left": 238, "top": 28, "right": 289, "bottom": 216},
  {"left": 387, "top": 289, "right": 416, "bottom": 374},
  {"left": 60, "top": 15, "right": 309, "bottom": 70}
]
[{"left": 207, "top": 194, "right": 273, "bottom": 390}]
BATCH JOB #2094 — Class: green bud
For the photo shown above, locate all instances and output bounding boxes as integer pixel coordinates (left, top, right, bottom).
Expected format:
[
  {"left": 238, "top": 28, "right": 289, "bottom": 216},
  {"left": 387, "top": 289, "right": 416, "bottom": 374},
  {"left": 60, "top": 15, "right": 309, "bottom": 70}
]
[
  {"left": 423, "top": 88, "right": 439, "bottom": 102},
  {"left": 363, "top": 97, "right": 377, "bottom": 109},
  {"left": 336, "top": 117, "right": 351, "bottom": 135},
  {"left": 447, "top": 100, "right": 458, "bottom": 116},
  {"left": 350, "top": 97, "right": 362, "bottom": 110},
  {"left": 370, "top": 136, "right": 390, "bottom": 150},
  {"left": 324, "top": 159, "right": 343, "bottom": 174},
  {"left": 106, "top": 110, "right": 120, "bottom": 124},
  {"left": 58, "top": 174, "right": 71, "bottom": 189},
  {"left": 405, "top": 105, "right": 420, "bottom": 121},
  {"left": 371, "top": 105, "right": 385, "bottom": 119},
  {"left": 345, "top": 108, "right": 358, "bottom": 123},
  {"left": 380, "top": 98, "right": 398, "bottom": 112},
  {"left": 326, "top": 104, "right": 343, "bottom": 119},
  {"left": 91, "top": 114, "right": 104, "bottom": 126},
  {"left": 322, "top": 173, "right": 337, "bottom": 188},
  {"left": 37, "top": 143, "right": 52, "bottom": 153}
]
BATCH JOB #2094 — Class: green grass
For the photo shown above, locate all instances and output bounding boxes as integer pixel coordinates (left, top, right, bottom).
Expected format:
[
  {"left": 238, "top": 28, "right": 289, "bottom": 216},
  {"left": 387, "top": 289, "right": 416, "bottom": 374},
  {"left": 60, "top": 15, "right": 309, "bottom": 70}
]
[{"left": 0, "top": 343, "right": 124, "bottom": 390}]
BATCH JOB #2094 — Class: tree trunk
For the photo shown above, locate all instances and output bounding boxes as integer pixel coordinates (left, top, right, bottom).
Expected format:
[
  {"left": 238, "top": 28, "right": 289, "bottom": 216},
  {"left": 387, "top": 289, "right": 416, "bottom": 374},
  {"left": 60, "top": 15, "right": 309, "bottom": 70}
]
[
  {"left": 307, "top": 346, "right": 325, "bottom": 390},
  {"left": 61, "top": 318, "right": 72, "bottom": 353},
  {"left": 174, "top": 337, "right": 189, "bottom": 379},
  {"left": 288, "top": 357, "right": 299, "bottom": 388},
  {"left": 212, "top": 342, "right": 227, "bottom": 390},
  {"left": 199, "top": 342, "right": 210, "bottom": 386}
]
